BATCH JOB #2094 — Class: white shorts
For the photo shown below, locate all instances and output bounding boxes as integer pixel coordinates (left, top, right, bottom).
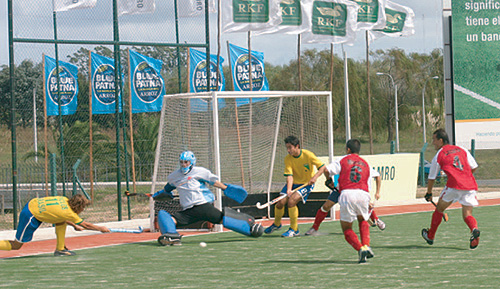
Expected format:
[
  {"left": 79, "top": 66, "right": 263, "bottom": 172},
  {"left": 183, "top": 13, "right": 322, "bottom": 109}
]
[
  {"left": 440, "top": 187, "right": 478, "bottom": 207},
  {"left": 338, "top": 189, "right": 371, "bottom": 223}
]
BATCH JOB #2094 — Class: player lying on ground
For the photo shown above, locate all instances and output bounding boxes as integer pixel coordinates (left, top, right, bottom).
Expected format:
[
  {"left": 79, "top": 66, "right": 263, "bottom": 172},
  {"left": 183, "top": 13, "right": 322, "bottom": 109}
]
[
  {"left": 0, "top": 194, "right": 110, "bottom": 256},
  {"left": 421, "top": 128, "right": 481, "bottom": 249},
  {"left": 153, "top": 151, "right": 263, "bottom": 246},
  {"left": 264, "top": 135, "right": 325, "bottom": 237},
  {"left": 315, "top": 139, "right": 379, "bottom": 263},
  {"left": 305, "top": 172, "right": 384, "bottom": 236}
]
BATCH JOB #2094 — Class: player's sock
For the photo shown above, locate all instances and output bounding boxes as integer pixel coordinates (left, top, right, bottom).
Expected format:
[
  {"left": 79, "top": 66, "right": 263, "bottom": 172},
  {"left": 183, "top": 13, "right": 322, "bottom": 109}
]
[
  {"left": 428, "top": 209, "right": 443, "bottom": 239},
  {"left": 359, "top": 220, "right": 370, "bottom": 246},
  {"left": 0, "top": 240, "right": 12, "bottom": 250},
  {"left": 464, "top": 215, "right": 478, "bottom": 231},
  {"left": 312, "top": 207, "right": 329, "bottom": 231},
  {"left": 370, "top": 210, "right": 378, "bottom": 222},
  {"left": 344, "top": 229, "right": 362, "bottom": 251},
  {"left": 274, "top": 206, "right": 285, "bottom": 227},
  {"left": 288, "top": 206, "right": 299, "bottom": 231},
  {"left": 55, "top": 223, "right": 67, "bottom": 251}
]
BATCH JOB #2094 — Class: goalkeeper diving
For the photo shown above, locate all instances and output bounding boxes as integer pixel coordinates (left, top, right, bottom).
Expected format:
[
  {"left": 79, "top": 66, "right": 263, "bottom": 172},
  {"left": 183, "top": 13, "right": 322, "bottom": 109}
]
[{"left": 152, "top": 151, "right": 263, "bottom": 246}]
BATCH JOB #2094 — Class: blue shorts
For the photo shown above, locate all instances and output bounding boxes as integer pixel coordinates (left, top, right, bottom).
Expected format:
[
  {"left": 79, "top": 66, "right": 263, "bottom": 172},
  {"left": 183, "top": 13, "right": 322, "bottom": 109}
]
[
  {"left": 280, "top": 184, "right": 315, "bottom": 202},
  {"left": 327, "top": 189, "right": 340, "bottom": 203},
  {"left": 15, "top": 202, "right": 42, "bottom": 243}
]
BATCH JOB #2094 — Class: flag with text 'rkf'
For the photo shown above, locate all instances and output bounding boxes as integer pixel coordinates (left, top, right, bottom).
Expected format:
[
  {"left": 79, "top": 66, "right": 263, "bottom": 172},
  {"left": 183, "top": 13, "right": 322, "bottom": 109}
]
[
  {"left": 228, "top": 43, "right": 269, "bottom": 105},
  {"left": 129, "top": 50, "right": 165, "bottom": 113},
  {"left": 118, "top": 0, "right": 156, "bottom": 16},
  {"left": 178, "top": 0, "right": 217, "bottom": 17},
  {"left": 222, "top": 0, "right": 282, "bottom": 33},
  {"left": 53, "top": 0, "right": 97, "bottom": 12},
  {"left": 254, "top": 0, "right": 313, "bottom": 35},
  {"left": 189, "top": 48, "right": 226, "bottom": 112},
  {"left": 91, "top": 53, "right": 124, "bottom": 115},
  {"left": 302, "top": 0, "right": 359, "bottom": 45},
  {"left": 44, "top": 55, "right": 79, "bottom": 116},
  {"left": 350, "top": 0, "right": 387, "bottom": 30},
  {"left": 368, "top": 0, "right": 414, "bottom": 42}
]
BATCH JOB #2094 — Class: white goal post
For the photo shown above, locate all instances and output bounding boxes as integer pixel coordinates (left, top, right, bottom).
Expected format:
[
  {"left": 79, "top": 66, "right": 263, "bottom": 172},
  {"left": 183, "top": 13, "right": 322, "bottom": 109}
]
[{"left": 149, "top": 91, "right": 334, "bottom": 232}]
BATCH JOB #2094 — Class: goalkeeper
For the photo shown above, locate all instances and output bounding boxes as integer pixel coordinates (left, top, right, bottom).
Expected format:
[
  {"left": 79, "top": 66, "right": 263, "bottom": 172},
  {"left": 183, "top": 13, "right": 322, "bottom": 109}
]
[
  {"left": 152, "top": 151, "right": 263, "bottom": 246},
  {"left": 0, "top": 194, "right": 110, "bottom": 256}
]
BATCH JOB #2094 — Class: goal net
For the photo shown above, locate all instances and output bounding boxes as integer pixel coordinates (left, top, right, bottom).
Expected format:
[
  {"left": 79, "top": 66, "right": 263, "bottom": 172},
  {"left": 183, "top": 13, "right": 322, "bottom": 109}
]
[{"left": 149, "top": 91, "right": 334, "bottom": 231}]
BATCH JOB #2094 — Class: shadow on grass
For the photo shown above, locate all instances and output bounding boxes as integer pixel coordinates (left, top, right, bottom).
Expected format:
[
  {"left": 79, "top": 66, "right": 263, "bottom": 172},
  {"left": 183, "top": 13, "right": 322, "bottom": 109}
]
[
  {"left": 262, "top": 259, "right": 358, "bottom": 265},
  {"left": 374, "top": 244, "right": 468, "bottom": 251}
]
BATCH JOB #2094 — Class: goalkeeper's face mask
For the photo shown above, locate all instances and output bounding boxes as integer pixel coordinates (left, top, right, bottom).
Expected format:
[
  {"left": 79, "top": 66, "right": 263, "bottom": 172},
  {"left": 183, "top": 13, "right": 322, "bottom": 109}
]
[{"left": 180, "top": 160, "right": 192, "bottom": 174}]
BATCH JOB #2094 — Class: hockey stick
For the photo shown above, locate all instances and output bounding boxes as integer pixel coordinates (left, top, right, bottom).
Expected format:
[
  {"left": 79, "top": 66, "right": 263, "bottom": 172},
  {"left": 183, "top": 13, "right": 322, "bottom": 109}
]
[
  {"left": 256, "top": 183, "right": 308, "bottom": 210},
  {"left": 109, "top": 226, "right": 144, "bottom": 234},
  {"left": 430, "top": 200, "right": 449, "bottom": 222},
  {"left": 124, "top": 191, "right": 151, "bottom": 197}
]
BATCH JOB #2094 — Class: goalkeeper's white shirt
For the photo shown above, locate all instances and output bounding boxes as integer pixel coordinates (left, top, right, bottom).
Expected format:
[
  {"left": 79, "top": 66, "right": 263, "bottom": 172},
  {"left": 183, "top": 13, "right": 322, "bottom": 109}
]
[{"left": 167, "top": 166, "right": 219, "bottom": 210}]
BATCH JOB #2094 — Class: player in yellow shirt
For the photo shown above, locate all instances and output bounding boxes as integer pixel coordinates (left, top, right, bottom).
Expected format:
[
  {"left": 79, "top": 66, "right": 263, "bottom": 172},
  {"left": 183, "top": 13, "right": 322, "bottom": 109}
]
[
  {"left": 264, "top": 135, "right": 325, "bottom": 237},
  {"left": 0, "top": 194, "right": 109, "bottom": 256}
]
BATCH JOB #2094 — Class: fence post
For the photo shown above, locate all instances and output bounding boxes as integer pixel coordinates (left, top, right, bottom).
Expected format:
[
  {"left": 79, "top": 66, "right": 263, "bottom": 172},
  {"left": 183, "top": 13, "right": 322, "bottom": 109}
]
[
  {"left": 72, "top": 159, "right": 81, "bottom": 197},
  {"left": 390, "top": 141, "right": 395, "bottom": 154},
  {"left": 419, "top": 142, "right": 428, "bottom": 187},
  {"left": 50, "top": 153, "right": 57, "bottom": 196},
  {"left": 471, "top": 139, "right": 475, "bottom": 157}
]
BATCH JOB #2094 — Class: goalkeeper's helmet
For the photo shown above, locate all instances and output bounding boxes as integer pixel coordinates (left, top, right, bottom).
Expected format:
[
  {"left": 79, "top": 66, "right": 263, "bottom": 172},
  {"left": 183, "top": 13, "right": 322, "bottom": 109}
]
[{"left": 179, "top": 151, "right": 196, "bottom": 175}]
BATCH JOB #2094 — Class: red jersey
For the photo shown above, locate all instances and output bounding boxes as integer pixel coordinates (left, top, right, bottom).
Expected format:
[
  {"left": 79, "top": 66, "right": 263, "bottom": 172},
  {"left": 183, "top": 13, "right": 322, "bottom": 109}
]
[
  {"left": 437, "top": 145, "right": 477, "bottom": 190},
  {"left": 337, "top": 154, "right": 371, "bottom": 192}
]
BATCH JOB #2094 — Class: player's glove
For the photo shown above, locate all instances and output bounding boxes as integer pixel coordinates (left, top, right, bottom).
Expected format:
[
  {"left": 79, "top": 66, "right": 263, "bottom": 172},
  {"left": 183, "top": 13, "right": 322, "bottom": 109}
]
[
  {"left": 424, "top": 192, "right": 433, "bottom": 202},
  {"left": 325, "top": 178, "right": 336, "bottom": 190}
]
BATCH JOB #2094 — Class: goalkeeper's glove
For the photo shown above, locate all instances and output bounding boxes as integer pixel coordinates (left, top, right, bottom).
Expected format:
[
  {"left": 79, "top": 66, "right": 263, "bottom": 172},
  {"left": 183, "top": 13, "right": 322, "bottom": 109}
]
[{"left": 424, "top": 192, "right": 433, "bottom": 202}]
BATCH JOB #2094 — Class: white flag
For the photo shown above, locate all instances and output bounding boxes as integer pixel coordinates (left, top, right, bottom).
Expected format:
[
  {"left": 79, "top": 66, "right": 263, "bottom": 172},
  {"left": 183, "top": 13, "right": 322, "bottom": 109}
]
[
  {"left": 302, "top": 0, "right": 359, "bottom": 45},
  {"left": 222, "top": 0, "right": 282, "bottom": 33},
  {"left": 368, "top": 0, "right": 415, "bottom": 42},
  {"left": 118, "top": 0, "right": 156, "bottom": 16},
  {"left": 53, "top": 0, "right": 97, "bottom": 12},
  {"left": 178, "top": 0, "right": 217, "bottom": 17},
  {"left": 254, "top": 0, "right": 313, "bottom": 35}
]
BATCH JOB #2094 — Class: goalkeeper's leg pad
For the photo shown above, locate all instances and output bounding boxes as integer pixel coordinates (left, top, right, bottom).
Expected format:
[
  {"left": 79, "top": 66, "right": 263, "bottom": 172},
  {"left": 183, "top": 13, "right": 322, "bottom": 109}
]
[
  {"left": 158, "top": 210, "right": 178, "bottom": 235},
  {"left": 222, "top": 207, "right": 263, "bottom": 237}
]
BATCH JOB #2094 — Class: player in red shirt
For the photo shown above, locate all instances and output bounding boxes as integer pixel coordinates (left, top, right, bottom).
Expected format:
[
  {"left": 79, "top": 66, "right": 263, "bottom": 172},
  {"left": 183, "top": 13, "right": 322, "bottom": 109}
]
[
  {"left": 421, "top": 128, "right": 480, "bottom": 249},
  {"left": 313, "top": 139, "right": 379, "bottom": 263}
]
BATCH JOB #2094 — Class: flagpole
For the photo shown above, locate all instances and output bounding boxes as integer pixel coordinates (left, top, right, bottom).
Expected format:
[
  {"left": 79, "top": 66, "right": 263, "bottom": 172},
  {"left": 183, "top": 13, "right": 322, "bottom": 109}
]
[
  {"left": 42, "top": 54, "right": 49, "bottom": 197},
  {"left": 88, "top": 51, "right": 94, "bottom": 200},
  {"left": 247, "top": 31, "right": 253, "bottom": 193},
  {"left": 329, "top": 43, "right": 334, "bottom": 92},
  {"left": 127, "top": 49, "right": 137, "bottom": 196},
  {"left": 366, "top": 31, "right": 374, "bottom": 154},
  {"left": 186, "top": 48, "right": 192, "bottom": 147},
  {"left": 298, "top": 34, "right": 304, "bottom": 143},
  {"left": 216, "top": 0, "right": 221, "bottom": 91},
  {"left": 343, "top": 46, "right": 351, "bottom": 140}
]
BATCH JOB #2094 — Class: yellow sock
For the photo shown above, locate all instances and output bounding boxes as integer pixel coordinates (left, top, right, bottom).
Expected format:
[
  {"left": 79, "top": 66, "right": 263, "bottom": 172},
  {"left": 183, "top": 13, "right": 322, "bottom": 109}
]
[
  {"left": 274, "top": 206, "right": 285, "bottom": 226},
  {"left": 289, "top": 206, "right": 299, "bottom": 231},
  {"left": 55, "top": 223, "right": 67, "bottom": 251},
  {"left": 0, "top": 240, "right": 12, "bottom": 250}
]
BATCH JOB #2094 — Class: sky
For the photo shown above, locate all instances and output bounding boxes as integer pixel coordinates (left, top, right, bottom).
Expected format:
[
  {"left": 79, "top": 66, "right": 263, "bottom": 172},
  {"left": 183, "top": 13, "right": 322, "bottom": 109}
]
[{"left": 0, "top": 0, "right": 443, "bottom": 66}]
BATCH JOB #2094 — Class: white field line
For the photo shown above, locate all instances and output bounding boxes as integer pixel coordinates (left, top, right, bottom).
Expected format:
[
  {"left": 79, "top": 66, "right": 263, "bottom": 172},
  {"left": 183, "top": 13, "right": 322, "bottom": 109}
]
[{"left": 454, "top": 84, "right": 500, "bottom": 110}]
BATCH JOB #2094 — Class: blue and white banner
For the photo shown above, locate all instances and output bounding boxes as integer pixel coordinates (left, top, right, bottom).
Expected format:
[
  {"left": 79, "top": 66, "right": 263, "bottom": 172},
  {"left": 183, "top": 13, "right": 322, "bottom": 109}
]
[
  {"left": 228, "top": 43, "right": 269, "bottom": 101},
  {"left": 44, "top": 55, "right": 78, "bottom": 116},
  {"left": 91, "top": 53, "right": 124, "bottom": 115},
  {"left": 129, "top": 50, "right": 165, "bottom": 113}
]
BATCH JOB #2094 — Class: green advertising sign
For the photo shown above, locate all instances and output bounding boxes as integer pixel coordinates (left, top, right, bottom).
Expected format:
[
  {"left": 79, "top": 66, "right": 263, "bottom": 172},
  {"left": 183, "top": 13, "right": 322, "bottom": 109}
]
[
  {"left": 351, "top": 0, "right": 379, "bottom": 23},
  {"left": 233, "top": 0, "right": 270, "bottom": 23},
  {"left": 380, "top": 8, "right": 407, "bottom": 33},
  {"left": 312, "top": 1, "right": 347, "bottom": 36},
  {"left": 280, "top": 0, "right": 302, "bottom": 26}
]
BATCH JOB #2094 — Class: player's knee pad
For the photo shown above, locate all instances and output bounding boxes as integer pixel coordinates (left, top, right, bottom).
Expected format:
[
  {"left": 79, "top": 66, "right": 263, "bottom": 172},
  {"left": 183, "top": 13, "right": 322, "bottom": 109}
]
[
  {"left": 222, "top": 207, "right": 263, "bottom": 237},
  {"left": 158, "top": 210, "right": 178, "bottom": 235}
]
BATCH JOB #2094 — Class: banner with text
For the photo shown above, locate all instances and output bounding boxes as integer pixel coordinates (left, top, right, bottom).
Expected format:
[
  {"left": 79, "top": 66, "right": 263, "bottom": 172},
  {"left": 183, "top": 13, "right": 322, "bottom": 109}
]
[
  {"left": 44, "top": 55, "right": 79, "bottom": 116},
  {"left": 254, "top": 0, "right": 313, "bottom": 35},
  {"left": 350, "top": 0, "right": 386, "bottom": 30},
  {"left": 129, "top": 50, "right": 165, "bottom": 113},
  {"left": 222, "top": 0, "right": 282, "bottom": 33},
  {"left": 178, "top": 0, "right": 217, "bottom": 17},
  {"left": 91, "top": 53, "right": 123, "bottom": 115},
  {"left": 368, "top": 0, "right": 415, "bottom": 42}
]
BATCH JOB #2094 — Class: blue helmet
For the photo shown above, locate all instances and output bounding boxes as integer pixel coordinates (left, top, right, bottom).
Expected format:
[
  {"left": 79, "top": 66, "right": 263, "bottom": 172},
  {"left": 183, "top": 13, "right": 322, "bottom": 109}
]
[{"left": 179, "top": 151, "right": 196, "bottom": 174}]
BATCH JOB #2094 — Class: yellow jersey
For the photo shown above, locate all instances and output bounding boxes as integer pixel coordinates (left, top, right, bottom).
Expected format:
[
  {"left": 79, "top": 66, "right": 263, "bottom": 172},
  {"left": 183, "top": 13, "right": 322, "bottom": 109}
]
[
  {"left": 28, "top": 196, "right": 83, "bottom": 224},
  {"left": 284, "top": 149, "right": 324, "bottom": 184}
]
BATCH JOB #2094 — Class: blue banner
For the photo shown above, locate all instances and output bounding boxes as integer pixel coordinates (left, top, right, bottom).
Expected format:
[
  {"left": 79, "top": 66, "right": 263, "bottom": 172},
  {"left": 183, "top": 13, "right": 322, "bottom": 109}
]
[
  {"left": 228, "top": 43, "right": 268, "bottom": 106},
  {"left": 44, "top": 55, "right": 78, "bottom": 116},
  {"left": 129, "top": 50, "right": 165, "bottom": 113},
  {"left": 91, "top": 52, "right": 123, "bottom": 114},
  {"left": 189, "top": 48, "right": 226, "bottom": 113}
]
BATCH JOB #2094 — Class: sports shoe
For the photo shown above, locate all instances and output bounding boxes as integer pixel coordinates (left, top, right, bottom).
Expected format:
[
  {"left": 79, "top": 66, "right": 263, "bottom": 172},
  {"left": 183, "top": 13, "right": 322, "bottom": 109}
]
[
  {"left": 264, "top": 223, "right": 282, "bottom": 234},
  {"left": 421, "top": 228, "right": 434, "bottom": 245},
  {"left": 158, "top": 233, "right": 182, "bottom": 246},
  {"left": 54, "top": 249, "right": 76, "bottom": 256},
  {"left": 375, "top": 219, "right": 386, "bottom": 231},
  {"left": 470, "top": 228, "right": 480, "bottom": 250},
  {"left": 281, "top": 228, "right": 300, "bottom": 237},
  {"left": 358, "top": 247, "right": 369, "bottom": 263},
  {"left": 364, "top": 245, "right": 374, "bottom": 259},
  {"left": 305, "top": 227, "right": 319, "bottom": 236}
]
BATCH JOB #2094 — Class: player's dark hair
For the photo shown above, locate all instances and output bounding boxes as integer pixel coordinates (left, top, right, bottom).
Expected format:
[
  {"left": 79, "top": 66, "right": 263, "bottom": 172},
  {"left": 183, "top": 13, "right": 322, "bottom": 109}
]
[
  {"left": 284, "top": 135, "right": 300, "bottom": 147},
  {"left": 346, "top": 139, "right": 361, "bottom": 154},
  {"left": 433, "top": 128, "right": 449, "bottom": 145},
  {"left": 68, "top": 194, "right": 90, "bottom": 214}
]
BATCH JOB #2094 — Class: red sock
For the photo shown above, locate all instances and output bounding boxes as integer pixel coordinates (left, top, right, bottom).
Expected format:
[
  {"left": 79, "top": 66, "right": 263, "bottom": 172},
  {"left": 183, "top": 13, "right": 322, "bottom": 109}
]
[
  {"left": 370, "top": 210, "right": 378, "bottom": 221},
  {"left": 428, "top": 210, "right": 443, "bottom": 239},
  {"left": 344, "top": 229, "right": 362, "bottom": 251},
  {"left": 313, "top": 208, "right": 328, "bottom": 230},
  {"left": 359, "top": 220, "right": 370, "bottom": 246},
  {"left": 464, "top": 215, "right": 478, "bottom": 231}
]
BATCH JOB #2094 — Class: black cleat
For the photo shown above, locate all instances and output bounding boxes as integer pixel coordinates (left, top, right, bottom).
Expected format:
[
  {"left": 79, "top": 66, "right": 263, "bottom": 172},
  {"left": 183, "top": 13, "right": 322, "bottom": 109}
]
[
  {"left": 470, "top": 228, "right": 480, "bottom": 250},
  {"left": 157, "top": 233, "right": 182, "bottom": 246},
  {"left": 54, "top": 249, "right": 76, "bottom": 256},
  {"left": 421, "top": 228, "right": 434, "bottom": 245}
]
